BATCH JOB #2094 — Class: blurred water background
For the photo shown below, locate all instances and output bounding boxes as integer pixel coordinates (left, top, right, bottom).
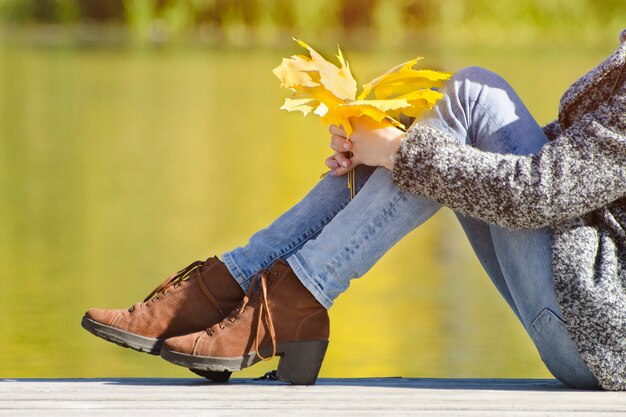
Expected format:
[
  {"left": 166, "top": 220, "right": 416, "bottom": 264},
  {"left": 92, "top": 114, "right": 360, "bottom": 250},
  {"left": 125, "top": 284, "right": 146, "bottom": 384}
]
[{"left": 1, "top": 0, "right": 624, "bottom": 379}]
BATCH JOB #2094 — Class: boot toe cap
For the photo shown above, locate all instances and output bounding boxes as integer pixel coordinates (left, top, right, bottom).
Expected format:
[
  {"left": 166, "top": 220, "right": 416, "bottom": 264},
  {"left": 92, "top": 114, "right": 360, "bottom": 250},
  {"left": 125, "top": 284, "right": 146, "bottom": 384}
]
[
  {"left": 164, "top": 331, "right": 204, "bottom": 355},
  {"left": 84, "top": 308, "right": 123, "bottom": 327}
]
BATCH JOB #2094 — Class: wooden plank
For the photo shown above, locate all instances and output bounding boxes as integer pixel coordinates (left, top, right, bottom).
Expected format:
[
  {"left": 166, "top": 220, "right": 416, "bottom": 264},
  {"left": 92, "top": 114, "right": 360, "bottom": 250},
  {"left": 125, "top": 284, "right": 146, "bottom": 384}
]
[{"left": 1, "top": 378, "right": 625, "bottom": 416}]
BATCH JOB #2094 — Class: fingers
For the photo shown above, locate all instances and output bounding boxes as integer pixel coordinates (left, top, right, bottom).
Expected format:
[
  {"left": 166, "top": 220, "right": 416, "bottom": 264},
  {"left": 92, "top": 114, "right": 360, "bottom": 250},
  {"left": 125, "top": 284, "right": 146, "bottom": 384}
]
[
  {"left": 324, "top": 152, "right": 351, "bottom": 169},
  {"left": 329, "top": 124, "right": 347, "bottom": 137},
  {"left": 326, "top": 124, "right": 356, "bottom": 176},
  {"left": 325, "top": 156, "right": 352, "bottom": 176},
  {"left": 331, "top": 166, "right": 351, "bottom": 176},
  {"left": 325, "top": 152, "right": 359, "bottom": 176},
  {"left": 325, "top": 155, "right": 340, "bottom": 170},
  {"left": 329, "top": 134, "right": 351, "bottom": 152},
  {"left": 333, "top": 151, "right": 352, "bottom": 169}
]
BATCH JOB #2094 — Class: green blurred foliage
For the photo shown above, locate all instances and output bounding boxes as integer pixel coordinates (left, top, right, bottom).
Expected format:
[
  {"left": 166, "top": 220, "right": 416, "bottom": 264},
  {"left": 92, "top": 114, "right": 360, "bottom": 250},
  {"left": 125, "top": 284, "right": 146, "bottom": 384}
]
[{"left": 0, "top": 0, "right": 624, "bottom": 46}]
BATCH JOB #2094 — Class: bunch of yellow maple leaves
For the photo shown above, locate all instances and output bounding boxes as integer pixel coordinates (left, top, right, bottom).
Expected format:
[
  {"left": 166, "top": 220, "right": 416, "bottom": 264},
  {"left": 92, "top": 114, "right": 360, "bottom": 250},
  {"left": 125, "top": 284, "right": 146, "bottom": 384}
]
[
  {"left": 273, "top": 39, "right": 452, "bottom": 136},
  {"left": 273, "top": 39, "right": 452, "bottom": 197}
]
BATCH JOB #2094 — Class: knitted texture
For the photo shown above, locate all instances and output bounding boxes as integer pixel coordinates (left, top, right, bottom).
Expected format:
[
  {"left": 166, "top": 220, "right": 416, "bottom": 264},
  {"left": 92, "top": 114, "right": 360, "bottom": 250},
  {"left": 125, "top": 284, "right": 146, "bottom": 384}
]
[{"left": 392, "top": 36, "right": 626, "bottom": 389}]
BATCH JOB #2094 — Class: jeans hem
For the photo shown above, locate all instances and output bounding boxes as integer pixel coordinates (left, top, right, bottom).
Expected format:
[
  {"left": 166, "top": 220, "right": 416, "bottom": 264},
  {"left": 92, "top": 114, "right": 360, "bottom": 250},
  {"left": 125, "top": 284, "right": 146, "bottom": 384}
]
[
  {"left": 220, "top": 251, "right": 250, "bottom": 292},
  {"left": 287, "top": 254, "right": 333, "bottom": 310}
]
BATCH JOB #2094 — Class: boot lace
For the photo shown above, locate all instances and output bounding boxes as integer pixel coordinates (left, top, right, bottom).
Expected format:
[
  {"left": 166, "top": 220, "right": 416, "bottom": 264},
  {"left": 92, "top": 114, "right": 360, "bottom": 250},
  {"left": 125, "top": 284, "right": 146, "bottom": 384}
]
[
  {"left": 210, "top": 270, "right": 277, "bottom": 361},
  {"left": 135, "top": 260, "right": 227, "bottom": 319},
  {"left": 254, "top": 271, "right": 277, "bottom": 361}
]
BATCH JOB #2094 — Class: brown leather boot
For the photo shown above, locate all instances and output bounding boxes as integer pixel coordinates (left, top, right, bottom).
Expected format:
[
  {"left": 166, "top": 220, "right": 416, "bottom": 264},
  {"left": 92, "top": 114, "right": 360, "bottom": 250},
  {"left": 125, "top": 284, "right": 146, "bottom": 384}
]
[
  {"left": 81, "top": 257, "right": 244, "bottom": 356},
  {"left": 160, "top": 260, "right": 330, "bottom": 385}
]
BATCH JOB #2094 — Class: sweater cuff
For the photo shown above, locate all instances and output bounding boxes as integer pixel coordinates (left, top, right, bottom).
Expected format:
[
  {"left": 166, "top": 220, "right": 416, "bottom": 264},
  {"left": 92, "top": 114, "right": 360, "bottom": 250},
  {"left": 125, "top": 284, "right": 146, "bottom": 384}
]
[
  {"left": 391, "top": 123, "right": 458, "bottom": 195},
  {"left": 542, "top": 120, "right": 562, "bottom": 141}
]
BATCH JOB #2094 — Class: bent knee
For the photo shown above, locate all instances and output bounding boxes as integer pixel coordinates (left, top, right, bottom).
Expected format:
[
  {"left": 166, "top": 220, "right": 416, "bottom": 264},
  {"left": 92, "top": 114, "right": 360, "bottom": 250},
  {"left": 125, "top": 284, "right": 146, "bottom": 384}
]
[{"left": 452, "top": 66, "right": 506, "bottom": 85}]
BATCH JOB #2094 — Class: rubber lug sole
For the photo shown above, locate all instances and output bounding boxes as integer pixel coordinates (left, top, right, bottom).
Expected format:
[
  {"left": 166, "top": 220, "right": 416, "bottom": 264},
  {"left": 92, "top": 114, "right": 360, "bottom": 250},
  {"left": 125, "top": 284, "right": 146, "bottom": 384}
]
[
  {"left": 81, "top": 316, "right": 162, "bottom": 355},
  {"left": 161, "top": 339, "right": 328, "bottom": 385},
  {"left": 82, "top": 316, "right": 233, "bottom": 382}
]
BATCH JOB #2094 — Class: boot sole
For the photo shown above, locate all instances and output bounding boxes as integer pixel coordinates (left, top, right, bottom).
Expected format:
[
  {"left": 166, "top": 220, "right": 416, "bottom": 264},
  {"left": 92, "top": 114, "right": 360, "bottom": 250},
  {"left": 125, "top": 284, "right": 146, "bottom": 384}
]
[
  {"left": 81, "top": 316, "right": 233, "bottom": 383},
  {"left": 81, "top": 316, "right": 162, "bottom": 355},
  {"left": 161, "top": 339, "right": 329, "bottom": 385}
]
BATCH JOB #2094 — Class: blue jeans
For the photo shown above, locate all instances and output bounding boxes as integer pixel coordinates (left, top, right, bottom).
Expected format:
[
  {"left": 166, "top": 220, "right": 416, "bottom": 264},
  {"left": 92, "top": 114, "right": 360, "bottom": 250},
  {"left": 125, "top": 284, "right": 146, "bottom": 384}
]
[{"left": 222, "top": 67, "right": 599, "bottom": 389}]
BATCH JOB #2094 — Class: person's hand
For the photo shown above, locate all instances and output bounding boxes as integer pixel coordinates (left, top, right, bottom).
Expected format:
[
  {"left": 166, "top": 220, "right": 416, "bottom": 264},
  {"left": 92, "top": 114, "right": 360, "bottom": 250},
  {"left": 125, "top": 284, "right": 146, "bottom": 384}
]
[
  {"left": 325, "top": 124, "right": 353, "bottom": 174},
  {"left": 325, "top": 118, "right": 404, "bottom": 176}
]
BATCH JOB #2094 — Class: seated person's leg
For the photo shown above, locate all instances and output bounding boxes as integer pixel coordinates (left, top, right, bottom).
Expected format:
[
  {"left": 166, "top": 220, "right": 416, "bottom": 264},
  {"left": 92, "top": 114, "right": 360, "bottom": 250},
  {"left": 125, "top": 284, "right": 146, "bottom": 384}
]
[
  {"left": 222, "top": 165, "right": 376, "bottom": 292},
  {"left": 83, "top": 162, "right": 376, "bottom": 355},
  {"left": 435, "top": 66, "right": 599, "bottom": 388}
]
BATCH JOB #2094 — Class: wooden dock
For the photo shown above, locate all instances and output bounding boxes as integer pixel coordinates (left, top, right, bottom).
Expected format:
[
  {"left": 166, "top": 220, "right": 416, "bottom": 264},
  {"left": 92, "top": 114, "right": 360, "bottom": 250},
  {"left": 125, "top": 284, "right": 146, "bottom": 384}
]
[{"left": 1, "top": 377, "right": 625, "bottom": 416}]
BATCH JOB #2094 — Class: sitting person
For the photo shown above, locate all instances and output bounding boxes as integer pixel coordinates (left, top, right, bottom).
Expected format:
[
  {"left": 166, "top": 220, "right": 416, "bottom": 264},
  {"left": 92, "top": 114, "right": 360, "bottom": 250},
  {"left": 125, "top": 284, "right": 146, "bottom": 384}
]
[{"left": 83, "top": 29, "right": 626, "bottom": 389}]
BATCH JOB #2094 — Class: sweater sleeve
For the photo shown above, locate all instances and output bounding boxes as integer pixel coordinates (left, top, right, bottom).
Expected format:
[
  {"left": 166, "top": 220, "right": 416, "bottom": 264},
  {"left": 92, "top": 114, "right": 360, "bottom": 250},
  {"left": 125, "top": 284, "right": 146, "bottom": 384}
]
[
  {"left": 391, "top": 99, "right": 626, "bottom": 229},
  {"left": 542, "top": 119, "right": 562, "bottom": 140}
]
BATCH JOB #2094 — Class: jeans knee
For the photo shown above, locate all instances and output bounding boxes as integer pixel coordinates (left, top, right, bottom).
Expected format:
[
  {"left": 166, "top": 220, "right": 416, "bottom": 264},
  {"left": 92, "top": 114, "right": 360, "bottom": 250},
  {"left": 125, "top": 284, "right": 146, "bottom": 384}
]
[{"left": 452, "top": 66, "right": 504, "bottom": 85}]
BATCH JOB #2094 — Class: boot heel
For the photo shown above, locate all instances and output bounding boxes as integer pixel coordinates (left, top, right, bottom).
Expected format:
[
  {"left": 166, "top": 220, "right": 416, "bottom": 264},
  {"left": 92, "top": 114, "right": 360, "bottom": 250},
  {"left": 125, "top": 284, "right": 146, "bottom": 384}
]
[
  {"left": 190, "top": 368, "right": 232, "bottom": 383},
  {"left": 276, "top": 340, "right": 328, "bottom": 385}
]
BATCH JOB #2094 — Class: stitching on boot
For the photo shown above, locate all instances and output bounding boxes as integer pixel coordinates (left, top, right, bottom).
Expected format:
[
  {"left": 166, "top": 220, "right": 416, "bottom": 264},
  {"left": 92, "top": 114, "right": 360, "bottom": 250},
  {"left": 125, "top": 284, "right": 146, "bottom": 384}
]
[
  {"left": 110, "top": 312, "right": 122, "bottom": 327},
  {"left": 192, "top": 334, "right": 205, "bottom": 356}
]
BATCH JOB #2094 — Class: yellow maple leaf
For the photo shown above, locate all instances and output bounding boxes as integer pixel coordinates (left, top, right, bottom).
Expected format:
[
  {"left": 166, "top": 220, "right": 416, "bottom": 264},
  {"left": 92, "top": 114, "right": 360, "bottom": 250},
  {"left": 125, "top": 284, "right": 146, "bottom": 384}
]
[
  {"left": 321, "top": 101, "right": 408, "bottom": 136},
  {"left": 359, "top": 59, "right": 451, "bottom": 98},
  {"left": 385, "top": 89, "right": 445, "bottom": 119},
  {"left": 279, "top": 98, "right": 316, "bottom": 116},
  {"left": 373, "top": 72, "right": 450, "bottom": 99},
  {"left": 272, "top": 55, "right": 319, "bottom": 89},
  {"left": 294, "top": 39, "right": 357, "bottom": 101},
  {"left": 358, "top": 58, "right": 421, "bottom": 100},
  {"left": 358, "top": 58, "right": 451, "bottom": 120},
  {"left": 287, "top": 84, "right": 344, "bottom": 117}
]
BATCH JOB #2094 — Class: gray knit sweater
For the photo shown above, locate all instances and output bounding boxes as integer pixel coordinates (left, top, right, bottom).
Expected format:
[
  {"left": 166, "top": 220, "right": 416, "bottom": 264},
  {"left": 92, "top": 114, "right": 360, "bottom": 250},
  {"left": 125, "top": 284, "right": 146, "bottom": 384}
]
[{"left": 392, "top": 32, "right": 626, "bottom": 390}]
